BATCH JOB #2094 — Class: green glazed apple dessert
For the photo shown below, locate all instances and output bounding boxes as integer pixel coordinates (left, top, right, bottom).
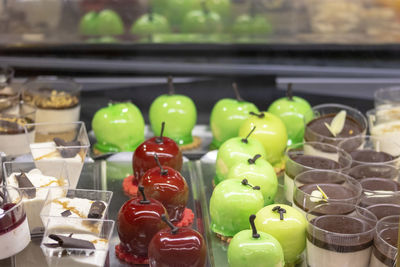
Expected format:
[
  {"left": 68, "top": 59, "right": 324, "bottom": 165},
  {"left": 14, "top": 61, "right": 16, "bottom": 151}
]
[
  {"left": 149, "top": 77, "right": 199, "bottom": 150},
  {"left": 79, "top": 9, "right": 124, "bottom": 36},
  {"left": 210, "top": 179, "right": 264, "bottom": 241},
  {"left": 214, "top": 127, "right": 267, "bottom": 185},
  {"left": 239, "top": 111, "right": 287, "bottom": 173},
  {"left": 210, "top": 82, "right": 259, "bottom": 149},
  {"left": 227, "top": 154, "right": 278, "bottom": 205},
  {"left": 228, "top": 214, "right": 284, "bottom": 267},
  {"left": 92, "top": 102, "right": 145, "bottom": 154}
]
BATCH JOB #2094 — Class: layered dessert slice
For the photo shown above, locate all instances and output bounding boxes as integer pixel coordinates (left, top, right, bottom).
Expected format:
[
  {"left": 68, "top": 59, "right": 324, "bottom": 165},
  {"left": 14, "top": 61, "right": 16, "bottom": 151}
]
[
  {"left": 41, "top": 189, "right": 112, "bottom": 234},
  {"left": 4, "top": 164, "right": 69, "bottom": 234},
  {"left": 0, "top": 186, "right": 31, "bottom": 260},
  {"left": 41, "top": 217, "right": 114, "bottom": 267}
]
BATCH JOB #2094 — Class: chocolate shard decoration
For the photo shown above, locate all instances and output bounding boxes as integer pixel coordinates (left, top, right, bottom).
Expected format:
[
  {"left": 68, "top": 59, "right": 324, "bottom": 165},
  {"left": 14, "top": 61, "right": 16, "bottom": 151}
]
[
  {"left": 16, "top": 172, "right": 36, "bottom": 199},
  {"left": 54, "top": 137, "right": 81, "bottom": 158},
  {"left": 88, "top": 201, "right": 106, "bottom": 219},
  {"left": 46, "top": 234, "right": 95, "bottom": 250},
  {"left": 61, "top": 210, "right": 72, "bottom": 217}
]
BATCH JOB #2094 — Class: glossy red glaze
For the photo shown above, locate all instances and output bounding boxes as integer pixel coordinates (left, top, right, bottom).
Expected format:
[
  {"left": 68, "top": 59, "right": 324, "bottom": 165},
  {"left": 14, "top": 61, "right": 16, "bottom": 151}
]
[
  {"left": 148, "top": 227, "right": 207, "bottom": 267},
  {"left": 117, "top": 197, "right": 168, "bottom": 258},
  {"left": 132, "top": 136, "right": 183, "bottom": 184},
  {"left": 0, "top": 203, "right": 26, "bottom": 235},
  {"left": 142, "top": 166, "right": 189, "bottom": 223}
]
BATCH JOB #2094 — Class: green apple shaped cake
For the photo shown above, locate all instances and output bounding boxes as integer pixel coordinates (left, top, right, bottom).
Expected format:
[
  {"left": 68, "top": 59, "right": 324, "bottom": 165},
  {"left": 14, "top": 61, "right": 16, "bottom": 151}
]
[
  {"left": 210, "top": 179, "right": 264, "bottom": 239},
  {"left": 227, "top": 154, "right": 278, "bottom": 205},
  {"left": 130, "top": 12, "right": 171, "bottom": 36},
  {"left": 215, "top": 127, "right": 266, "bottom": 185},
  {"left": 228, "top": 214, "right": 284, "bottom": 267},
  {"left": 210, "top": 83, "right": 259, "bottom": 149},
  {"left": 255, "top": 204, "right": 307, "bottom": 266},
  {"left": 92, "top": 102, "right": 145, "bottom": 154},
  {"left": 239, "top": 111, "right": 287, "bottom": 172},
  {"left": 268, "top": 85, "right": 312, "bottom": 146},
  {"left": 149, "top": 77, "right": 198, "bottom": 150}
]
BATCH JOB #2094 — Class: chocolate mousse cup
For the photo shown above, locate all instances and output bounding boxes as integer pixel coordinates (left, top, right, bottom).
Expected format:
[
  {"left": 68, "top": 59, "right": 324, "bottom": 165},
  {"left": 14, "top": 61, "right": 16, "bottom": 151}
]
[
  {"left": 367, "top": 107, "right": 400, "bottom": 158},
  {"left": 0, "top": 101, "right": 36, "bottom": 157},
  {"left": 369, "top": 215, "right": 399, "bottom": 267},
  {"left": 347, "top": 164, "right": 399, "bottom": 182},
  {"left": 304, "top": 104, "right": 367, "bottom": 157},
  {"left": 339, "top": 135, "right": 400, "bottom": 167},
  {"left": 306, "top": 203, "right": 377, "bottom": 267},
  {"left": 284, "top": 142, "right": 352, "bottom": 203},
  {"left": 25, "top": 121, "right": 90, "bottom": 189},
  {"left": 22, "top": 77, "right": 81, "bottom": 132},
  {"left": 359, "top": 194, "right": 400, "bottom": 220},
  {"left": 294, "top": 170, "right": 362, "bottom": 217},
  {"left": 0, "top": 186, "right": 31, "bottom": 260}
]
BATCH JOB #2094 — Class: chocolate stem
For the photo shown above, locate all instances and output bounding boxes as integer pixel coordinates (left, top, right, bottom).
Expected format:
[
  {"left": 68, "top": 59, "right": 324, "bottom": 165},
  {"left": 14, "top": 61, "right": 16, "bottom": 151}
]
[
  {"left": 232, "top": 82, "right": 244, "bottom": 102},
  {"left": 201, "top": 0, "right": 209, "bottom": 14},
  {"left": 286, "top": 83, "right": 293, "bottom": 101},
  {"left": 248, "top": 154, "right": 261, "bottom": 164},
  {"left": 168, "top": 76, "right": 175, "bottom": 95},
  {"left": 161, "top": 214, "right": 179, "bottom": 234},
  {"left": 241, "top": 179, "right": 260, "bottom": 190},
  {"left": 154, "top": 153, "right": 168, "bottom": 175},
  {"left": 148, "top": 5, "right": 153, "bottom": 22},
  {"left": 272, "top": 206, "right": 286, "bottom": 220},
  {"left": 241, "top": 126, "right": 256, "bottom": 144},
  {"left": 250, "top": 0, "right": 256, "bottom": 18},
  {"left": 249, "top": 111, "right": 265, "bottom": 119},
  {"left": 156, "top": 122, "right": 165, "bottom": 144},
  {"left": 249, "top": 214, "right": 260, "bottom": 238},
  {"left": 138, "top": 185, "right": 151, "bottom": 204}
]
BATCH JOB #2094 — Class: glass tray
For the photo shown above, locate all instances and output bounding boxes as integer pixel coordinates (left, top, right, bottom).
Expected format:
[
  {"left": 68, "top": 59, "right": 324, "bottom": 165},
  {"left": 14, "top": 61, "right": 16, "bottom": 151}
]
[
  {"left": 194, "top": 156, "right": 299, "bottom": 267},
  {"left": 0, "top": 159, "right": 212, "bottom": 267}
]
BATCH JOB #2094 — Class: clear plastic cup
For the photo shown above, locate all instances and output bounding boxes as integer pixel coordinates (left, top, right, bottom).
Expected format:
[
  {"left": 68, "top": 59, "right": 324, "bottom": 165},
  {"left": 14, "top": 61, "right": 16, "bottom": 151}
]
[
  {"left": 294, "top": 170, "right": 362, "bottom": 217},
  {"left": 347, "top": 164, "right": 399, "bottom": 181},
  {"left": 22, "top": 77, "right": 81, "bottom": 129},
  {"left": 306, "top": 202, "right": 377, "bottom": 267},
  {"left": 0, "top": 186, "right": 31, "bottom": 260},
  {"left": 0, "top": 101, "right": 36, "bottom": 157},
  {"left": 284, "top": 141, "right": 352, "bottom": 203},
  {"left": 304, "top": 103, "right": 367, "bottom": 147},
  {"left": 3, "top": 161, "right": 69, "bottom": 235},
  {"left": 359, "top": 193, "right": 400, "bottom": 220},
  {"left": 40, "top": 188, "right": 113, "bottom": 234},
  {"left": 339, "top": 135, "right": 400, "bottom": 167},
  {"left": 369, "top": 215, "right": 399, "bottom": 267},
  {"left": 24, "top": 121, "right": 90, "bottom": 188},
  {"left": 41, "top": 217, "right": 114, "bottom": 267},
  {"left": 374, "top": 86, "right": 400, "bottom": 108}
]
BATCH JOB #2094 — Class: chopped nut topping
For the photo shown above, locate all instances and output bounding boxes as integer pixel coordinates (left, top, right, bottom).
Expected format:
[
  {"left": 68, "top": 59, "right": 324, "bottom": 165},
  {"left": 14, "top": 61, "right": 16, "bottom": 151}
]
[{"left": 23, "top": 89, "right": 79, "bottom": 109}]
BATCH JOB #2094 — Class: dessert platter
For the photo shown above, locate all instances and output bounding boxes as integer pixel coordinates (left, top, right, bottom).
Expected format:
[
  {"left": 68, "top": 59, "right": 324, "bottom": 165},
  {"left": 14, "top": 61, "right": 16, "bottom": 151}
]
[{"left": 1, "top": 71, "right": 400, "bottom": 267}]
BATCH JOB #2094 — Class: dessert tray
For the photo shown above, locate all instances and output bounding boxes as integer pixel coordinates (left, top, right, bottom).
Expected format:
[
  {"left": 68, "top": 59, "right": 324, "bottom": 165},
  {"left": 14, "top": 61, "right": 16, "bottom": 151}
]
[{"left": 0, "top": 154, "right": 213, "bottom": 267}]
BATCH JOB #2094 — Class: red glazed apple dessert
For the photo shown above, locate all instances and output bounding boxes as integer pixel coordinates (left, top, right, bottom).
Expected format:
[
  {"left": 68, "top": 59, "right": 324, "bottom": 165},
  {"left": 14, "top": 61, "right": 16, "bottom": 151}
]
[
  {"left": 132, "top": 122, "right": 183, "bottom": 182},
  {"left": 148, "top": 214, "right": 207, "bottom": 267},
  {"left": 116, "top": 186, "right": 168, "bottom": 265},
  {"left": 142, "top": 154, "right": 189, "bottom": 224}
]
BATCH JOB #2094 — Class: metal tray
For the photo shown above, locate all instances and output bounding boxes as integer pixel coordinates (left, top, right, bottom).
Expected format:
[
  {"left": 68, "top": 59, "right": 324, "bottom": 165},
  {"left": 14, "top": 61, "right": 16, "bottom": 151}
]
[{"left": 0, "top": 157, "right": 212, "bottom": 267}]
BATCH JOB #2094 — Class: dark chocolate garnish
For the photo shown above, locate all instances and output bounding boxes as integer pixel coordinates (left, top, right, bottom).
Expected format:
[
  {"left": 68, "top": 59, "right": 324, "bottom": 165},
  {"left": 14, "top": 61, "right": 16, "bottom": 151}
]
[
  {"left": 87, "top": 201, "right": 106, "bottom": 219},
  {"left": 16, "top": 172, "right": 36, "bottom": 199},
  {"left": 44, "top": 234, "right": 95, "bottom": 250},
  {"left": 53, "top": 137, "right": 81, "bottom": 158},
  {"left": 61, "top": 210, "right": 72, "bottom": 217}
]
